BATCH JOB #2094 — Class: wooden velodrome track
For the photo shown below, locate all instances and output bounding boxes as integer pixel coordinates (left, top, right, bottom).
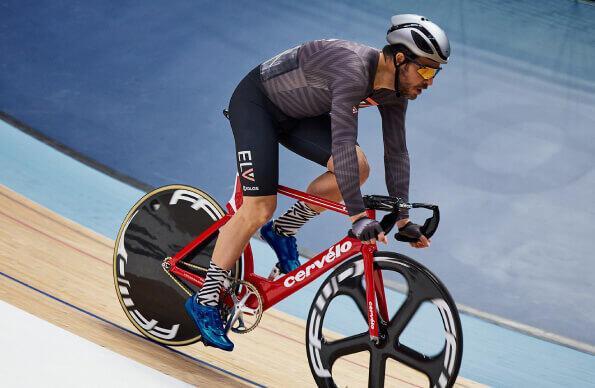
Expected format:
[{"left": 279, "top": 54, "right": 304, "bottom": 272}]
[{"left": 0, "top": 184, "right": 484, "bottom": 387}]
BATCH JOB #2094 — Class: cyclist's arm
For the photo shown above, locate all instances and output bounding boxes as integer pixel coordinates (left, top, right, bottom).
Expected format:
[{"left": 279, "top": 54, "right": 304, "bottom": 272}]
[
  {"left": 378, "top": 100, "right": 410, "bottom": 220},
  {"left": 327, "top": 50, "right": 370, "bottom": 218}
]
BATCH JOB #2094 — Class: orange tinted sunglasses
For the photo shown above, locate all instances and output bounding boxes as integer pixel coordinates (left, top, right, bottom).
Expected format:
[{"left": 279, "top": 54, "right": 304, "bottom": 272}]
[{"left": 408, "top": 57, "right": 442, "bottom": 80}]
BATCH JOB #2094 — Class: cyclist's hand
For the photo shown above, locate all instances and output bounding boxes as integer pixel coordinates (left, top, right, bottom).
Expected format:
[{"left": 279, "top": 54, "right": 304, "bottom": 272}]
[
  {"left": 352, "top": 216, "right": 388, "bottom": 244},
  {"left": 411, "top": 234, "right": 430, "bottom": 248},
  {"left": 398, "top": 221, "right": 431, "bottom": 248}
]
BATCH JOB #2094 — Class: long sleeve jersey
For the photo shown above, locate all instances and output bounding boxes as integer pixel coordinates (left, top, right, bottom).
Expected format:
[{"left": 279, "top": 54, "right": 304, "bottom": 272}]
[{"left": 260, "top": 39, "right": 410, "bottom": 217}]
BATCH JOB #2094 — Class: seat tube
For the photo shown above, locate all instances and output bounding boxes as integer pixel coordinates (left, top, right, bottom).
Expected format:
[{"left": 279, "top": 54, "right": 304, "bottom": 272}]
[{"left": 362, "top": 243, "right": 379, "bottom": 341}]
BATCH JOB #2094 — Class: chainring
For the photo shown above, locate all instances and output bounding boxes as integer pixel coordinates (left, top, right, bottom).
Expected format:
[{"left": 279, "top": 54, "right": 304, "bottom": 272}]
[{"left": 220, "top": 280, "right": 263, "bottom": 334}]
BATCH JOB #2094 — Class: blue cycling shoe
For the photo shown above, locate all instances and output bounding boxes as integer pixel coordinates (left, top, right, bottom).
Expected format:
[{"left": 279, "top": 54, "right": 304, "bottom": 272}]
[
  {"left": 185, "top": 295, "right": 234, "bottom": 352},
  {"left": 260, "top": 220, "right": 300, "bottom": 274}
]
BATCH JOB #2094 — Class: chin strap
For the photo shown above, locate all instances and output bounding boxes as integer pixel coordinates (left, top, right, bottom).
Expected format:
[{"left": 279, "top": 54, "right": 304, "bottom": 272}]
[{"left": 392, "top": 51, "right": 401, "bottom": 97}]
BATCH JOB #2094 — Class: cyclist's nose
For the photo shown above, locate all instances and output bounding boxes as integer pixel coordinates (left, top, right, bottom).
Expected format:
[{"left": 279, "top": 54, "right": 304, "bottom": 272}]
[{"left": 425, "top": 77, "right": 434, "bottom": 87}]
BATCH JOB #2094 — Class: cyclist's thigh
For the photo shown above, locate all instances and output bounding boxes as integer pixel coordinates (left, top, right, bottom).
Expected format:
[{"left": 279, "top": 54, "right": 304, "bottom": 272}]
[
  {"left": 279, "top": 114, "right": 332, "bottom": 167},
  {"left": 228, "top": 71, "right": 279, "bottom": 197},
  {"left": 280, "top": 114, "right": 361, "bottom": 169}
]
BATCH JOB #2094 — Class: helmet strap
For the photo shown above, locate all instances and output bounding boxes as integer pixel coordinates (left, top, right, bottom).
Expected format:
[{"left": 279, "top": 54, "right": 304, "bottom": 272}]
[{"left": 393, "top": 51, "right": 401, "bottom": 98}]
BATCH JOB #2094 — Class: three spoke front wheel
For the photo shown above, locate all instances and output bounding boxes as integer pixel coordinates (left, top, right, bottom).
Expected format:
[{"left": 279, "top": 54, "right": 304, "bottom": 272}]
[{"left": 306, "top": 252, "right": 462, "bottom": 388}]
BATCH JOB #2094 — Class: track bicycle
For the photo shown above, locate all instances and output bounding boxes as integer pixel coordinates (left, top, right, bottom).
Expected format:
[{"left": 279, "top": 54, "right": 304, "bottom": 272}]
[
  {"left": 113, "top": 161, "right": 463, "bottom": 388},
  {"left": 113, "top": 178, "right": 463, "bottom": 387}
]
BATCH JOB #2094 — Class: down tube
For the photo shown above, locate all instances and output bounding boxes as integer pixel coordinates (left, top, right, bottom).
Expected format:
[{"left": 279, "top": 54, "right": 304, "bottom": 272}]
[{"left": 259, "top": 236, "right": 363, "bottom": 309}]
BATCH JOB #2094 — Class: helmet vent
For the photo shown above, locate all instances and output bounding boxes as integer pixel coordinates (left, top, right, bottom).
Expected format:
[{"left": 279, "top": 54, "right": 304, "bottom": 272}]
[{"left": 410, "top": 30, "right": 433, "bottom": 55}]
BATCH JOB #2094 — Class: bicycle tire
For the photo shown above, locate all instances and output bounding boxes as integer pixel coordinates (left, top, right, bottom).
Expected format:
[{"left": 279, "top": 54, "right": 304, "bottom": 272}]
[
  {"left": 113, "top": 184, "right": 241, "bottom": 346},
  {"left": 306, "top": 251, "right": 462, "bottom": 388}
]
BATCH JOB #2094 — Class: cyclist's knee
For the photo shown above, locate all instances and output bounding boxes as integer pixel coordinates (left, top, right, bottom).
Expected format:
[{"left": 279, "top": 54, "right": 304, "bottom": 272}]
[
  {"left": 326, "top": 146, "right": 369, "bottom": 184},
  {"left": 357, "top": 147, "right": 370, "bottom": 184},
  {"left": 238, "top": 195, "right": 277, "bottom": 226},
  {"left": 350, "top": 146, "right": 370, "bottom": 184}
]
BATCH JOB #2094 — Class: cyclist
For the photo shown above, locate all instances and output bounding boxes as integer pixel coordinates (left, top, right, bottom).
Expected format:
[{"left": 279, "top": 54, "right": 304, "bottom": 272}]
[{"left": 185, "top": 14, "right": 450, "bottom": 351}]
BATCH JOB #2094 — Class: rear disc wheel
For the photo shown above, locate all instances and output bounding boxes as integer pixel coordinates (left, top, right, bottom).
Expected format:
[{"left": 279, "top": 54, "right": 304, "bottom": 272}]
[{"left": 113, "top": 185, "right": 241, "bottom": 346}]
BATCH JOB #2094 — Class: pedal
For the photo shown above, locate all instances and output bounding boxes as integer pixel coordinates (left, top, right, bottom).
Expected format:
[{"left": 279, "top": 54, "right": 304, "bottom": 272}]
[
  {"left": 235, "top": 316, "right": 247, "bottom": 331},
  {"left": 267, "top": 263, "right": 282, "bottom": 280}
]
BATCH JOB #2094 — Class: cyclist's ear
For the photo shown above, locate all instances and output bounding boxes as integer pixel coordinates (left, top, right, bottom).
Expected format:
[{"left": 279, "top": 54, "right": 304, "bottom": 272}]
[{"left": 395, "top": 52, "right": 406, "bottom": 66}]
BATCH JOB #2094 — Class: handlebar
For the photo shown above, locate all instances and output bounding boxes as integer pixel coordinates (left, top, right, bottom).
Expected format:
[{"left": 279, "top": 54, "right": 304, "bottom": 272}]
[{"left": 353, "top": 195, "right": 440, "bottom": 243}]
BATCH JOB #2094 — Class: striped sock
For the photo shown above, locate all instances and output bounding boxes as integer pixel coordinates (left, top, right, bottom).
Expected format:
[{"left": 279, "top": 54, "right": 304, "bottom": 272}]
[
  {"left": 197, "top": 261, "right": 229, "bottom": 307},
  {"left": 273, "top": 201, "right": 320, "bottom": 237}
]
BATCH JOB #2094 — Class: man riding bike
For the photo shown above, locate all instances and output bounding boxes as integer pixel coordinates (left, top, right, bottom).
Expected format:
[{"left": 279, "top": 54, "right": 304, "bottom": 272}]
[{"left": 185, "top": 14, "right": 451, "bottom": 351}]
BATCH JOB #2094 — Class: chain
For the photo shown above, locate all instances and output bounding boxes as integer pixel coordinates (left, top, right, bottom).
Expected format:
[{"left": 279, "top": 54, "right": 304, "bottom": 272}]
[
  {"left": 161, "top": 257, "right": 193, "bottom": 296},
  {"left": 178, "top": 261, "right": 208, "bottom": 272},
  {"left": 161, "top": 258, "right": 238, "bottom": 298}
]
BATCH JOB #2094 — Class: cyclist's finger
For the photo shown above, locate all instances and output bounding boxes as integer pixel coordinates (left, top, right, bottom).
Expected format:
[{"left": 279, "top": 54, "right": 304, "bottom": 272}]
[
  {"left": 410, "top": 240, "right": 424, "bottom": 249},
  {"left": 378, "top": 232, "right": 388, "bottom": 244},
  {"left": 419, "top": 235, "right": 430, "bottom": 247}
]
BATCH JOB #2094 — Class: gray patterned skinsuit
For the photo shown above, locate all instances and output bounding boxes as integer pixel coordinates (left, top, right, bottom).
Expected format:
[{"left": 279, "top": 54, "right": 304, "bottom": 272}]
[{"left": 230, "top": 39, "right": 410, "bottom": 218}]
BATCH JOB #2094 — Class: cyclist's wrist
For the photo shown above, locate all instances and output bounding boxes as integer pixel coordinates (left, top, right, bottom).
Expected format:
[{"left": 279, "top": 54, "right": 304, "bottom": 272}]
[
  {"left": 350, "top": 211, "right": 368, "bottom": 223},
  {"left": 396, "top": 218, "right": 410, "bottom": 229}
]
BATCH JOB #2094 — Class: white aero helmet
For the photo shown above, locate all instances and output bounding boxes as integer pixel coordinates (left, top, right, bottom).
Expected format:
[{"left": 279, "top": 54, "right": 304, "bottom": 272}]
[{"left": 386, "top": 14, "right": 450, "bottom": 64}]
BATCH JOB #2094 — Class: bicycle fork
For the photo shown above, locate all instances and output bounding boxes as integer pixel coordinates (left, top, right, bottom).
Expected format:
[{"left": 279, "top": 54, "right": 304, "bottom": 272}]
[{"left": 362, "top": 243, "right": 389, "bottom": 344}]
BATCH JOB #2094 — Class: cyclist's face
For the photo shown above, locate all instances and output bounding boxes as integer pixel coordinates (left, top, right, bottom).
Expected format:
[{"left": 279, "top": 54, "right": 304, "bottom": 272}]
[{"left": 397, "top": 55, "right": 441, "bottom": 100}]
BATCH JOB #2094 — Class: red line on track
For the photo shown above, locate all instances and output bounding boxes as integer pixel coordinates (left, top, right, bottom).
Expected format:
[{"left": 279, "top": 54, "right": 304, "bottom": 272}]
[
  {"left": 0, "top": 189, "right": 114, "bottom": 249},
  {"left": 0, "top": 209, "right": 108, "bottom": 266}
]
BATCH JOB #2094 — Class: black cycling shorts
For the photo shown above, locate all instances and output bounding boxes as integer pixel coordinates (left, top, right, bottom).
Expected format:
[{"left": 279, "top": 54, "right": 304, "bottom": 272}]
[{"left": 228, "top": 66, "right": 333, "bottom": 196}]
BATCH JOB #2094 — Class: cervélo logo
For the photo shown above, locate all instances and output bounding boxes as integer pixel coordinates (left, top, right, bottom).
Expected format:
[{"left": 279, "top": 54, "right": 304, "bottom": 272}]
[
  {"left": 368, "top": 301, "right": 375, "bottom": 330},
  {"left": 283, "top": 241, "right": 352, "bottom": 287}
]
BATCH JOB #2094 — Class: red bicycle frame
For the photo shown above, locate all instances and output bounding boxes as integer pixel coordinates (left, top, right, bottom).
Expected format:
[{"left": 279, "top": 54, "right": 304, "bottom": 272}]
[{"left": 168, "top": 175, "right": 389, "bottom": 340}]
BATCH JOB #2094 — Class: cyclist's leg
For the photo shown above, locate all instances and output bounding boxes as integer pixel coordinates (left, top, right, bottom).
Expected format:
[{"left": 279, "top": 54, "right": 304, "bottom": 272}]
[
  {"left": 279, "top": 114, "right": 370, "bottom": 214},
  {"left": 309, "top": 145, "right": 369, "bottom": 211},
  {"left": 211, "top": 196, "right": 276, "bottom": 270},
  {"left": 187, "top": 67, "right": 281, "bottom": 350},
  {"left": 208, "top": 66, "right": 280, "bottom": 274}
]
